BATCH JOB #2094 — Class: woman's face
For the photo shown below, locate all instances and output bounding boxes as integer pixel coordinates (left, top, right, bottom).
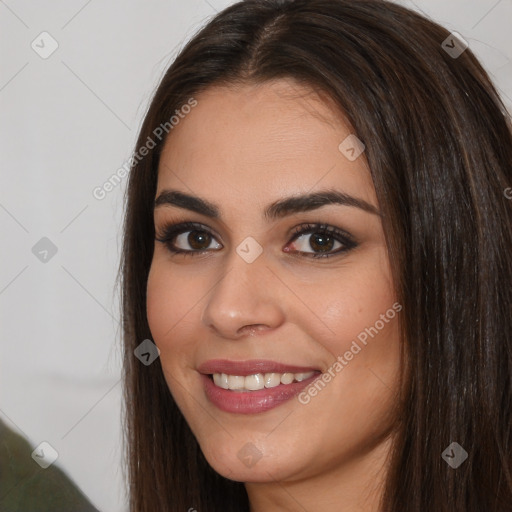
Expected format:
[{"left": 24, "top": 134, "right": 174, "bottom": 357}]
[{"left": 147, "top": 78, "right": 401, "bottom": 492}]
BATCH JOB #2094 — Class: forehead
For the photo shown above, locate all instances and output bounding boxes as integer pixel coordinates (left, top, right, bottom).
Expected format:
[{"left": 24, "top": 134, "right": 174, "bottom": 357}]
[{"left": 156, "top": 79, "right": 377, "bottom": 214}]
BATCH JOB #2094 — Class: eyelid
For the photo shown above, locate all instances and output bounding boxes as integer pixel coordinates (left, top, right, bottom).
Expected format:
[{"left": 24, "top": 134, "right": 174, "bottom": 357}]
[
  {"left": 155, "top": 217, "right": 223, "bottom": 240},
  {"left": 289, "top": 222, "right": 356, "bottom": 245},
  {"left": 155, "top": 220, "right": 357, "bottom": 258},
  {"left": 155, "top": 221, "right": 223, "bottom": 248}
]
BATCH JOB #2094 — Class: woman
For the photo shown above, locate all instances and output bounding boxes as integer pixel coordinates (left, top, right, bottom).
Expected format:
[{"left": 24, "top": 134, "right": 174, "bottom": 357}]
[{"left": 119, "top": 0, "right": 512, "bottom": 510}]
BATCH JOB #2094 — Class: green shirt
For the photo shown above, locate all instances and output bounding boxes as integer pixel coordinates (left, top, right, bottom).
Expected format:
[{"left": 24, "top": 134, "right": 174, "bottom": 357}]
[{"left": 0, "top": 419, "right": 100, "bottom": 511}]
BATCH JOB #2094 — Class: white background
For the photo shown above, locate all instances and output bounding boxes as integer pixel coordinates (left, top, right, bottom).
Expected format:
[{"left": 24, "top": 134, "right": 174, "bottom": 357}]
[{"left": 1, "top": 1, "right": 510, "bottom": 511}]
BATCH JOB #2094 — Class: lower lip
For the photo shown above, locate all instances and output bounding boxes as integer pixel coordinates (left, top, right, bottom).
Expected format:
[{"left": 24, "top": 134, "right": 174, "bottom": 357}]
[{"left": 201, "top": 373, "right": 320, "bottom": 414}]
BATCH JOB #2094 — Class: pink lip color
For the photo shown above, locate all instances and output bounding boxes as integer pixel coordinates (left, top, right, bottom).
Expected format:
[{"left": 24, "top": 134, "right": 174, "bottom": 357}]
[
  {"left": 197, "top": 359, "right": 320, "bottom": 376},
  {"left": 198, "top": 360, "right": 321, "bottom": 414}
]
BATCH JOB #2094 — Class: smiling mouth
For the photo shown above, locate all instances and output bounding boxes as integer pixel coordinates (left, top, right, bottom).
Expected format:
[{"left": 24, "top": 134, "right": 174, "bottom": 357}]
[
  {"left": 198, "top": 359, "right": 322, "bottom": 413},
  {"left": 209, "top": 371, "right": 319, "bottom": 392},
  {"left": 201, "top": 370, "right": 321, "bottom": 414}
]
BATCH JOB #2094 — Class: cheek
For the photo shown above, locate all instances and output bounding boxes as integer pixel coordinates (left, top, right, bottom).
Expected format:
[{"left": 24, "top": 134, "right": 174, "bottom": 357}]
[
  {"left": 314, "top": 255, "right": 397, "bottom": 359},
  {"left": 304, "top": 254, "right": 401, "bottom": 439},
  {"left": 146, "top": 260, "right": 199, "bottom": 344},
  {"left": 146, "top": 262, "right": 199, "bottom": 403},
  {"left": 146, "top": 264, "right": 172, "bottom": 342}
]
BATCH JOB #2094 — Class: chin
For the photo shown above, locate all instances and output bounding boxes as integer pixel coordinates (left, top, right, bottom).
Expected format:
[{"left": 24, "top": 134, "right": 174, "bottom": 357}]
[{"left": 198, "top": 437, "right": 302, "bottom": 483}]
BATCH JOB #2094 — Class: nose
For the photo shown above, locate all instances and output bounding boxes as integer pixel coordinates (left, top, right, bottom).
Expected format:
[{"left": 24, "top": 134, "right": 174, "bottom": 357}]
[{"left": 200, "top": 247, "right": 285, "bottom": 340}]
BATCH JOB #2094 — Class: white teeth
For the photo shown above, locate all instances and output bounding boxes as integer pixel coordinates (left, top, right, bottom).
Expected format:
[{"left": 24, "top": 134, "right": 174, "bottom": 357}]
[
  {"left": 212, "top": 370, "right": 316, "bottom": 391},
  {"left": 227, "top": 375, "right": 245, "bottom": 390},
  {"left": 264, "top": 373, "right": 281, "bottom": 388},
  {"left": 245, "top": 373, "right": 265, "bottom": 390},
  {"left": 280, "top": 372, "right": 294, "bottom": 385},
  {"left": 295, "top": 372, "right": 313, "bottom": 382},
  {"left": 213, "top": 373, "right": 229, "bottom": 389}
]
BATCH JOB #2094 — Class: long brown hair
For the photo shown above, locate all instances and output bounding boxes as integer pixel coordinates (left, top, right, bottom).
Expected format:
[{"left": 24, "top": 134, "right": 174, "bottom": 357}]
[{"left": 118, "top": 1, "right": 512, "bottom": 510}]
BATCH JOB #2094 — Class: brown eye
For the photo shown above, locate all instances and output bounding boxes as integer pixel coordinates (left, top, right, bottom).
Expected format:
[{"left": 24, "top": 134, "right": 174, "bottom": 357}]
[
  {"left": 290, "top": 231, "right": 341, "bottom": 254},
  {"left": 155, "top": 222, "right": 222, "bottom": 255},
  {"left": 185, "top": 230, "right": 213, "bottom": 250},
  {"left": 287, "top": 223, "right": 357, "bottom": 259},
  {"left": 156, "top": 221, "right": 357, "bottom": 259}
]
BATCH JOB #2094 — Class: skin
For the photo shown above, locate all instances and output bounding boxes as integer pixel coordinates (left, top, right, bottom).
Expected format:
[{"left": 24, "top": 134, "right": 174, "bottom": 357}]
[{"left": 146, "top": 78, "right": 401, "bottom": 511}]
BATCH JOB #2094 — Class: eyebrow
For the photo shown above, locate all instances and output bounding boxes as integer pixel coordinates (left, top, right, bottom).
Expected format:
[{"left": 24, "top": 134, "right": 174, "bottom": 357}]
[{"left": 154, "top": 188, "right": 381, "bottom": 220}]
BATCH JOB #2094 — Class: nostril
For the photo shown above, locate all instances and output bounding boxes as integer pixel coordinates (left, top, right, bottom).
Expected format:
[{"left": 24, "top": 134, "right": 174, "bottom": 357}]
[{"left": 242, "top": 325, "right": 266, "bottom": 336}]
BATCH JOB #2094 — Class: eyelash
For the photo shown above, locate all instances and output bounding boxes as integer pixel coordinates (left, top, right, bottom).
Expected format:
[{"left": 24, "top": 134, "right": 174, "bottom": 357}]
[{"left": 154, "top": 221, "right": 357, "bottom": 259}]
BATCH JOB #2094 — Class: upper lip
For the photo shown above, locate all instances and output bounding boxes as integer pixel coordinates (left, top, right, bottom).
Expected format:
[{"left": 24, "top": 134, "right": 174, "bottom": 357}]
[{"left": 197, "top": 359, "right": 321, "bottom": 376}]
